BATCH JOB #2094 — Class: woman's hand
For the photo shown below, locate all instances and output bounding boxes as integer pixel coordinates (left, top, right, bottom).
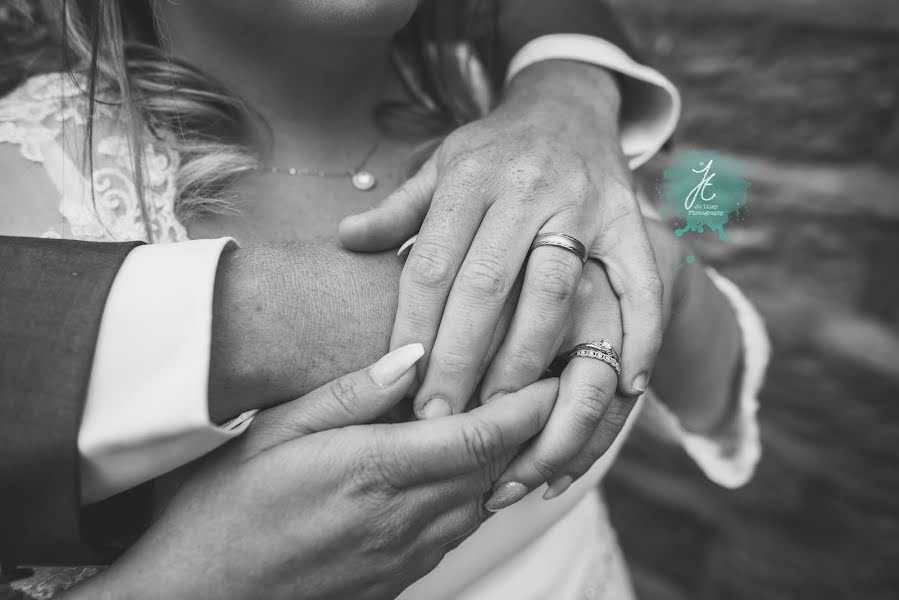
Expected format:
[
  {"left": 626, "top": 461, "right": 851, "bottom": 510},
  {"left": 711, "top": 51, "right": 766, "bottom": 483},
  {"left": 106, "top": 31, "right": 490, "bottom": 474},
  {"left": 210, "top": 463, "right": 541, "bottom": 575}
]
[
  {"left": 485, "top": 219, "right": 689, "bottom": 507},
  {"left": 339, "top": 62, "right": 665, "bottom": 422},
  {"left": 70, "top": 346, "right": 559, "bottom": 600}
]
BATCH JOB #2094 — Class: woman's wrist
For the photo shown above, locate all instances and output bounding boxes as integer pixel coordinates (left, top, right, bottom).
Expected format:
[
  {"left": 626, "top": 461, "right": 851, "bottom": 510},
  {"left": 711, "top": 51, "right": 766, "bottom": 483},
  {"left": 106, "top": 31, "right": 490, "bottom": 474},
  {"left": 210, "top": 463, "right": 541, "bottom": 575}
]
[{"left": 653, "top": 259, "right": 743, "bottom": 435}]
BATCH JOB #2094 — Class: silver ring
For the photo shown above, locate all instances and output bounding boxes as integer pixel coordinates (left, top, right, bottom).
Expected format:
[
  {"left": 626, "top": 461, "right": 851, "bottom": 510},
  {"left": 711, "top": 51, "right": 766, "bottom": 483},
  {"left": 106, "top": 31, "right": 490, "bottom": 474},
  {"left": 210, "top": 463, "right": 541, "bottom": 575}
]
[
  {"left": 569, "top": 347, "right": 621, "bottom": 376},
  {"left": 530, "top": 232, "right": 588, "bottom": 265},
  {"left": 580, "top": 339, "right": 620, "bottom": 365},
  {"left": 546, "top": 338, "right": 622, "bottom": 378},
  {"left": 567, "top": 339, "right": 621, "bottom": 376}
]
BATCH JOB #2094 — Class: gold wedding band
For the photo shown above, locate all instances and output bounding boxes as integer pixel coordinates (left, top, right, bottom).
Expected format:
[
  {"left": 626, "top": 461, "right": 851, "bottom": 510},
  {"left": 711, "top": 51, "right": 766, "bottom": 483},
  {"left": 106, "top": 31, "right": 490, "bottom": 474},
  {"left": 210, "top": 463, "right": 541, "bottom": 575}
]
[{"left": 530, "top": 233, "right": 588, "bottom": 264}]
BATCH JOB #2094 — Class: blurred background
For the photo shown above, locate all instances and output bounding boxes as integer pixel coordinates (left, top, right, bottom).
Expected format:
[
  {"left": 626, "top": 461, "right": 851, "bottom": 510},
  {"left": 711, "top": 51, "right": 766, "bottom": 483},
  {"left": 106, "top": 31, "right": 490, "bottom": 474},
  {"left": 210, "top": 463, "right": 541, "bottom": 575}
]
[{"left": 603, "top": 1, "right": 899, "bottom": 598}]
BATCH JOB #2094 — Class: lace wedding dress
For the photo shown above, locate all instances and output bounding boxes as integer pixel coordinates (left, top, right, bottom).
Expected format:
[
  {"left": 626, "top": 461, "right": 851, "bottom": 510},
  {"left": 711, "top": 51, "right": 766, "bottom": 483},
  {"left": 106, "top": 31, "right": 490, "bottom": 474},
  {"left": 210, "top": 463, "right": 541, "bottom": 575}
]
[{"left": 1, "top": 72, "right": 769, "bottom": 600}]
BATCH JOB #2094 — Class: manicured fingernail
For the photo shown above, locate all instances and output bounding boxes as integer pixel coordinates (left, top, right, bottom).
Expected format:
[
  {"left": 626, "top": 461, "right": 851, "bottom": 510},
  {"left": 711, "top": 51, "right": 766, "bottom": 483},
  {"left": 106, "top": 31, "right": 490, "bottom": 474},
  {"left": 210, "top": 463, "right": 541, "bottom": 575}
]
[
  {"left": 632, "top": 372, "right": 649, "bottom": 393},
  {"left": 421, "top": 396, "right": 452, "bottom": 419},
  {"left": 485, "top": 482, "right": 529, "bottom": 512},
  {"left": 397, "top": 235, "right": 418, "bottom": 256},
  {"left": 370, "top": 344, "right": 425, "bottom": 387},
  {"left": 542, "top": 475, "right": 574, "bottom": 500}
]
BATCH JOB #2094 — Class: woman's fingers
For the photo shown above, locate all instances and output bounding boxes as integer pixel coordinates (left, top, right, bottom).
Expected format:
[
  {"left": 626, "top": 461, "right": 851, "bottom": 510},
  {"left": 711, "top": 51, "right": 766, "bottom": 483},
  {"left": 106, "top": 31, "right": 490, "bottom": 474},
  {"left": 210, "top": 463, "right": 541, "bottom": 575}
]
[
  {"left": 245, "top": 343, "right": 425, "bottom": 453},
  {"left": 477, "top": 210, "right": 588, "bottom": 403},
  {"left": 382, "top": 378, "right": 558, "bottom": 487},
  {"left": 485, "top": 264, "right": 623, "bottom": 509},
  {"left": 419, "top": 500, "right": 486, "bottom": 550},
  {"left": 592, "top": 187, "right": 665, "bottom": 396},
  {"left": 337, "top": 156, "right": 438, "bottom": 252},
  {"left": 543, "top": 396, "right": 635, "bottom": 499}
]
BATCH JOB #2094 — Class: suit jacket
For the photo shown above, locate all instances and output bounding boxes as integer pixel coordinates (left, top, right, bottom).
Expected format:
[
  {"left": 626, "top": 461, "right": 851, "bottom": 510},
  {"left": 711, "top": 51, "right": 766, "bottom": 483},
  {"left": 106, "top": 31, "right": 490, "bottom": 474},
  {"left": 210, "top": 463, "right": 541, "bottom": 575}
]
[
  {"left": 0, "top": 1, "right": 637, "bottom": 566},
  {"left": 0, "top": 237, "right": 144, "bottom": 565}
]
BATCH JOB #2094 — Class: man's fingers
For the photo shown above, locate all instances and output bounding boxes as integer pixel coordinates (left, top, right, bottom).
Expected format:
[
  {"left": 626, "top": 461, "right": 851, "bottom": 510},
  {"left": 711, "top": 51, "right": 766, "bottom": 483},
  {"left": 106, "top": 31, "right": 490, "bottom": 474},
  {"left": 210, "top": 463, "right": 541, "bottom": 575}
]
[
  {"left": 246, "top": 344, "right": 425, "bottom": 452},
  {"left": 412, "top": 202, "right": 537, "bottom": 419},
  {"left": 389, "top": 159, "right": 492, "bottom": 385},
  {"left": 594, "top": 200, "right": 665, "bottom": 397},
  {"left": 337, "top": 156, "right": 438, "bottom": 252},
  {"left": 386, "top": 378, "right": 558, "bottom": 486},
  {"left": 478, "top": 211, "right": 587, "bottom": 403}
]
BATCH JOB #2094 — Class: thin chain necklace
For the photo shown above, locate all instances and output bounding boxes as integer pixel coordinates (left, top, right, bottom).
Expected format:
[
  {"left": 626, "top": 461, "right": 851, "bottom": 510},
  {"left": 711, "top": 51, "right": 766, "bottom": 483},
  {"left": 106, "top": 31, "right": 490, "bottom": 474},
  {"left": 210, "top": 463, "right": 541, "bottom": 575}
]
[{"left": 256, "top": 137, "right": 382, "bottom": 191}]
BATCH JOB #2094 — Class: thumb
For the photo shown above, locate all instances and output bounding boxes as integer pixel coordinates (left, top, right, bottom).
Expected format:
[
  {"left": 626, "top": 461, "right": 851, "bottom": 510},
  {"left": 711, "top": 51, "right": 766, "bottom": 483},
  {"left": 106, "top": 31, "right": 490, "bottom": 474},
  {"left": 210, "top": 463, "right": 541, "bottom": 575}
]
[
  {"left": 247, "top": 344, "right": 425, "bottom": 450},
  {"left": 338, "top": 156, "right": 437, "bottom": 252}
]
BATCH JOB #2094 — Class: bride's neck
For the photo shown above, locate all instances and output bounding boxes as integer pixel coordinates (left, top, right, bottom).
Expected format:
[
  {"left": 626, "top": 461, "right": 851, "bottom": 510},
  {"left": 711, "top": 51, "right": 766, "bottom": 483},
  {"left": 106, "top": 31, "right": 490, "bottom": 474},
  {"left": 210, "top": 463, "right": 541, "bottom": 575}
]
[{"left": 156, "top": 6, "right": 392, "bottom": 157}]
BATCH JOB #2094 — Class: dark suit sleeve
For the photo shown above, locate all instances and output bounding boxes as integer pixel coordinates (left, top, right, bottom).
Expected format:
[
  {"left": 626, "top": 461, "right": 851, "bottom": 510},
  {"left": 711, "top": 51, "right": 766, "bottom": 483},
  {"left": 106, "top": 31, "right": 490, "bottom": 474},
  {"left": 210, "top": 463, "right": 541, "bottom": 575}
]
[
  {"left": 0, "top": 236, "right": 143, "bottom": 565},
  {"left": 496, "top": 0, "right": 640, "bottom": 72}
]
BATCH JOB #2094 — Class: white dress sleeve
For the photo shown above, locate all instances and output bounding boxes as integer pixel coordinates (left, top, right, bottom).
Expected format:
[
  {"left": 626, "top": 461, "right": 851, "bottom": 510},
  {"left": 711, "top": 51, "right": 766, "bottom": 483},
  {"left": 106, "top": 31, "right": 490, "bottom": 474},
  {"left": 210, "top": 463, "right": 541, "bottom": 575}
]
[{"left": 637, "top": 268, "right": 770, "bottom": 488}]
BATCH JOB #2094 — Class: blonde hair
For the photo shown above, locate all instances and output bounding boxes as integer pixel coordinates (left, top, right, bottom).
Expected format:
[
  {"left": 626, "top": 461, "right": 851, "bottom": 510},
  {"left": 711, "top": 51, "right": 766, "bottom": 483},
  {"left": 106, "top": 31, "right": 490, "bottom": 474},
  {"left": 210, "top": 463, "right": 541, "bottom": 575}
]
[{"left": 0, "top": 0, "right": 499, "bottom": 240}]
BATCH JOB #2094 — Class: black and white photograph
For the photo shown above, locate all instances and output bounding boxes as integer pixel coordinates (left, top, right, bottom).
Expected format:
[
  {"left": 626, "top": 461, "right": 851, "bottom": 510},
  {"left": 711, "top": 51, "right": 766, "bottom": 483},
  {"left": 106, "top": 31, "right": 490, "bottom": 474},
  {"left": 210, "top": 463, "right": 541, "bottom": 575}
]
[{"left": 1, "top": 1, "right": 896, "bottom": 598}]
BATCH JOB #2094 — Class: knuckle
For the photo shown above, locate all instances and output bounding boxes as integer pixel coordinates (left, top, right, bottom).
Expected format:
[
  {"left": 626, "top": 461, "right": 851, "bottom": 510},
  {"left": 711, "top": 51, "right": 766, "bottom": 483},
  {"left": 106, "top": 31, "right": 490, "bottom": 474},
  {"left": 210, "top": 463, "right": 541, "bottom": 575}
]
[
  {"left": 348, "top": 446, "right": 391, "bottom": 500},
  {"left": 530, "top": 453, "right": 565, "bottom": 481},
  {"left": 504, "top": 154, "right": 552, "bottom": 196},
  {"left": 407, "top": 245, "right": 457, "bottom": 290},
  {"left": 457, "top": 255, "right": 511, "bottom": 298},
  {"left": 353, "top": 432, "right": 407, "bottom": 496},
  {"left": 327, "top": 378, "right": 362, "bottom": 418},
  {"left": 446, "top": 150, "right": 488, "bottom": 180},
  {"left": 460, "top": 417, "right": 504, "bottom": 466},
  {"left": 570, "top": 382, "right": 616, "bottom": 433},
  {"left": 504, "top": 346, "right": 548, "bottom": 375},
  {"left": 531, "top": 254, "right": 581, "bottom": 305},
  {"left": 429, "top": 348, "right": 471, "bottom": 379}
]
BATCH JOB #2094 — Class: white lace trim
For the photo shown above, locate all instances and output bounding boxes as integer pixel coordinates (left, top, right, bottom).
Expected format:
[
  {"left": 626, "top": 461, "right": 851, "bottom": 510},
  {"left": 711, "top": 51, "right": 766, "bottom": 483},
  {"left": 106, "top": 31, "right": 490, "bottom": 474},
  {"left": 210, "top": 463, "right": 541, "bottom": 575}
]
[{"left": 0, "top": 72, "right": 187, "bottom": 243}]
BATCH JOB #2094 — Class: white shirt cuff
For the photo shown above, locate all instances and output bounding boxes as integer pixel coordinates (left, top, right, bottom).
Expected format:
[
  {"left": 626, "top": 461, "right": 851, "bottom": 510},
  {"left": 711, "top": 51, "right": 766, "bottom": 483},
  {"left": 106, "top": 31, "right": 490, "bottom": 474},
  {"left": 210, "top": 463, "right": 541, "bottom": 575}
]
[
  {"left": 507, "top": 33, "right": 681, "bottom": 169},
  {"left": 79, "top": 238, "right": 256, "bottom": 504}
]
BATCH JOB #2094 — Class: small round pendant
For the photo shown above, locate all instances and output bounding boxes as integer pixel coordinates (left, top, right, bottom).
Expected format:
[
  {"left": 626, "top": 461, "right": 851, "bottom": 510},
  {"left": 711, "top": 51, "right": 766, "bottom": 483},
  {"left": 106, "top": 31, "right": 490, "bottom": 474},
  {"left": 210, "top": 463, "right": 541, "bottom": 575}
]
[{"left": 351, "top": 171, "right": 377, "bottom": 191}]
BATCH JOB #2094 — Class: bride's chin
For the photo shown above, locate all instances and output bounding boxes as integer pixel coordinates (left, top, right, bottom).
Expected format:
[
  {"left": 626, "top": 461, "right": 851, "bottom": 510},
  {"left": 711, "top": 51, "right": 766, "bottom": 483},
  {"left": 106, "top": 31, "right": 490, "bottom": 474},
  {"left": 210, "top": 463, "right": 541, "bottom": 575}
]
[{"left": 285, "top": 0, "right": 420, "bottom": 37}]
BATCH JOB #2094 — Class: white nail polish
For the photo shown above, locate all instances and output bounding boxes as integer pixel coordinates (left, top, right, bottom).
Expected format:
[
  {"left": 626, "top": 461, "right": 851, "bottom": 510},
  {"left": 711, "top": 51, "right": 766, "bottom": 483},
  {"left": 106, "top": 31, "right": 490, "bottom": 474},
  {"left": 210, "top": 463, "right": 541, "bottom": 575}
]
[
  {"left": 397, "top": 235, "right": 418, "bottom": 256},
  {"left": 370, "top": 343, "right": 425, "bottom": 387}
]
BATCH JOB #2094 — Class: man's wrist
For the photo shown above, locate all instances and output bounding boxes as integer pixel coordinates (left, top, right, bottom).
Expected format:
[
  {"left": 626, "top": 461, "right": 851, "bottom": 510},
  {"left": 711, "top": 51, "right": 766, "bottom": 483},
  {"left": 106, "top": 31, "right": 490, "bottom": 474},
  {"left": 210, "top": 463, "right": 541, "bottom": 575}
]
[
  {"left": 503, "top": 59, "right": 621, "bottom": 133},
  {"left": 207, "top": 244, "right": 404, "bottom": 423},
  {"left": 207, "top": 244, "right": 278, "bottom": 423}
]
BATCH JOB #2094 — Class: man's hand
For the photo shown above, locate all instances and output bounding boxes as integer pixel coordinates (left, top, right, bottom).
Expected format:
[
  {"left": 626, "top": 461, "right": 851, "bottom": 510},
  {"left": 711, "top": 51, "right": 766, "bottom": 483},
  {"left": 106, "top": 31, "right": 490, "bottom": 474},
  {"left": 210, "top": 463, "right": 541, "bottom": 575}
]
[
  {"left": 339, "top": 60, "right": 664, "bottom": 424},
  {"left": 67, "top": 347, "right": 559, "bottom": 600}
]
